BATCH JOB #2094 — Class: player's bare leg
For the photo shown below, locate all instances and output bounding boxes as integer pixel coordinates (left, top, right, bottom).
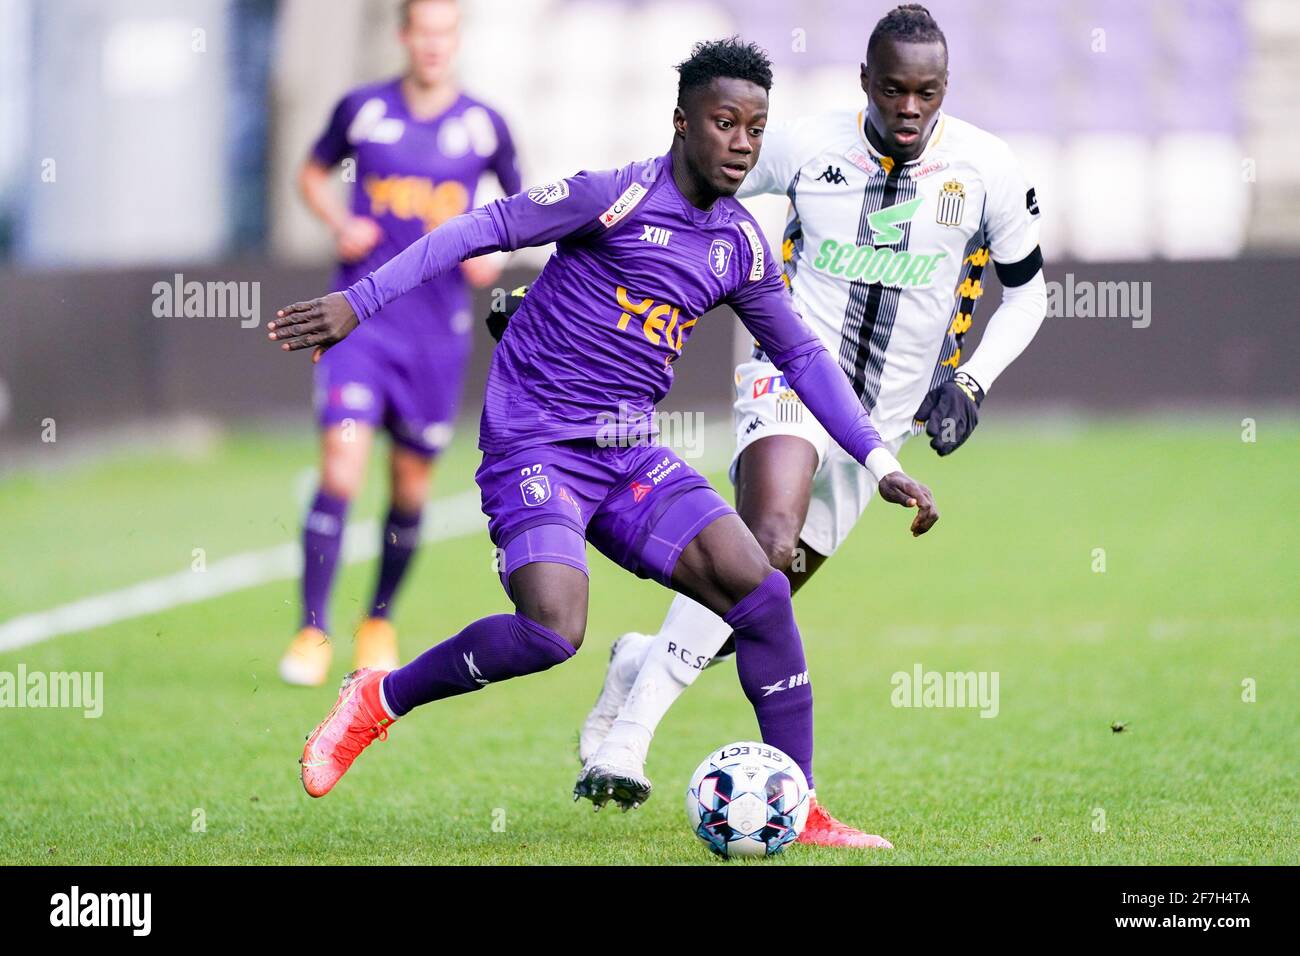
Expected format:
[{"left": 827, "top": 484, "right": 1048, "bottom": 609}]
[
  {"left": 577, "top": 510, "right": 776, "bottom": 809},
  {"left": 580, "top": 435, "right": 821, "bottom": 758},
  {"left": 581, "top": 440, "right": 893, "bottom": 846},
  {"left": 302, "top": 559, "right": 586, "bottom": 798},
  {"left": 355, "top": 445, "right": 434, "bottom": 671},
  {"left": 281, "top": 423, "right": 374, "bottom": 686}
]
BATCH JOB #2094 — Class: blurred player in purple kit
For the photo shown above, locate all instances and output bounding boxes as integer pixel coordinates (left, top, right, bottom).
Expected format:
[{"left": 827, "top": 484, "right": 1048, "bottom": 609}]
[
  {"left": 280, "top": 0, "right": 521, "bottom": 687},
  {"left": 269, "top": 38, "right": 937, "bottom": 848}
]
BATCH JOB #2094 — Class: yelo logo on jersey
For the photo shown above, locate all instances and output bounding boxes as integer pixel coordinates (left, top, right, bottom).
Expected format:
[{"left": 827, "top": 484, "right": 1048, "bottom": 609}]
[
  {"left": 615, "top": 286, "right": 696, "bottom": 359},
  {"left": 364, "top": 175, "right": 469, "bottom": 231}
]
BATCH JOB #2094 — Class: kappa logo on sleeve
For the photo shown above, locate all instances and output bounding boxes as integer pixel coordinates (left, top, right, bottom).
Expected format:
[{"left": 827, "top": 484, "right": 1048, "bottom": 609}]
[
  {"left": 527, "top": 181, "right": 570, "bottom": 205},
  {"left": 600, "top": 182, "right": 648, "bottom": 228},
  {"left": 737, "top": 220, "right": 765, "bottom": 281}
]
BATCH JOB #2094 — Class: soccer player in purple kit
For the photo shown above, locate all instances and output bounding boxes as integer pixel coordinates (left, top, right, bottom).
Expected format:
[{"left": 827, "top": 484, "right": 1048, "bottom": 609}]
[
  {"left": 269, "top": 38, "right": 938, "bottom": 848},
  {"left": 279, "top": 0, "right": 521, "bottom": 687}
]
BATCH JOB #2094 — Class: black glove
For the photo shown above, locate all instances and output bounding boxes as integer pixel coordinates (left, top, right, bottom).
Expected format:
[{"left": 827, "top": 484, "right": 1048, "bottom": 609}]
[
  {"left": 913, "top": 371, "right": 984, "bottom": 456},
  {"left": 486, "top": 284, "right": 529, "bottom": 342}
]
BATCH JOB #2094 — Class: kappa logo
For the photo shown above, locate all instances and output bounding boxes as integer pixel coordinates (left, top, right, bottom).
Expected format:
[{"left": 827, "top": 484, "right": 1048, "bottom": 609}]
[
  {"left": 760, "top": 670, "right": 810, "bottom": 696},
  {"left": 708, "top": 239, "right": 733, "bottom": 277},
  {"left": 866, "top": 196, "right": 923, "bottom": 245},
  {"left": 520, "top": 474, "right": 552, "bottom": 506},
  {"left": 815, "top": 165, "right": 847, "bottom": 185},
  {"left": 463, "top": 652, "right": 488, "bottom": 685},
  {"left": 641, "top": 225, "right": 672, "bottom": 246},
  {"left": 528, "top": 181, "right": 569, "bottom": 205},
  {"left": 600, "top": 182, "right": 648, "bottom": 228}
]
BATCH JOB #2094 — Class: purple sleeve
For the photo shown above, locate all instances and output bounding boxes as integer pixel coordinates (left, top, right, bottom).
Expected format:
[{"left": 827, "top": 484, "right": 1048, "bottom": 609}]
[
  {"left": 489, "top": 111, "right": 522, "bottom": 196},
  {"left": 343, "top": 166, "right": 626, "bottom": 320},
  {"left": 309, "top": 94, "right": 353, "bottom": 168},
  {"left": 727, "top": 259, "right": 886, "bottom": 466},
  {"left": 343, "top": 208, "right": 501, "bottom": 320}
]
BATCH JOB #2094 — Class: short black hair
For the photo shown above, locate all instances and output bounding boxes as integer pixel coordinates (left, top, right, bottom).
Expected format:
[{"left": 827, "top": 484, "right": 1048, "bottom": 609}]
[
  {"left": 675, "top": 37, "right": 773, "bottom": 108},
  {"left": 867, "top": 4, "right": 947, "bottom": 61}
]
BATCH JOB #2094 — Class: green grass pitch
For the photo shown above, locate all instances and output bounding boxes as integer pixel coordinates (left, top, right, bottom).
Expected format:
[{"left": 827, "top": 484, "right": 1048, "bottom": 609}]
[{"left": 1, "top": 417, "right": 1296, "bottom": 864}]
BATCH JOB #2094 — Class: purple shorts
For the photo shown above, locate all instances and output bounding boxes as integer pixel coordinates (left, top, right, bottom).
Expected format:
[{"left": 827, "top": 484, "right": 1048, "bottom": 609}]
[
  {"left": 313, "top": 326, "right": 471, "bottom": 458},
  {"left": 476, "top": 440, "right": 735, "bottom": 591}
]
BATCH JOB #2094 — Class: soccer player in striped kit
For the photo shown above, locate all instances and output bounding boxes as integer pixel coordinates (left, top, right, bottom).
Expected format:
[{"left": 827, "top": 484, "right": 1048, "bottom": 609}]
[
  {"left": 578, "top": 4, "right": 1049, "bottom": 846},
  {"left": 268, "top": 38, "right": 939, "bottom": 848},
  {"left": 280, "top": 0, "right": 521, "bottom": 686}
]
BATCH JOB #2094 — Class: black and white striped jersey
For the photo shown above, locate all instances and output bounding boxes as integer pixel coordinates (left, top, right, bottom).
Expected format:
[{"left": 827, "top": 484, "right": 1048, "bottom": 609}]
[{"left": 739, "top": 110, "right": 1041, "bottom": 441}]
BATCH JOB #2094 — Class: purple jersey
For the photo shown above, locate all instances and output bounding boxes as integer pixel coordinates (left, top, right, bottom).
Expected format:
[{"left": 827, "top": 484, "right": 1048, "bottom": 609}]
[
  {"left": 344, "top": 151, "right": 893, "bottom": 473},
  {"left": 311, "top": 78, "right": 520, "bottom": 342}
]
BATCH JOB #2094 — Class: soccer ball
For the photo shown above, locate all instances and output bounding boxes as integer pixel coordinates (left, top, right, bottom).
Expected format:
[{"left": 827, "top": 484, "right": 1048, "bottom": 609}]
[{"left": 685, "top": 741, "right": 810, "bottom": 858}]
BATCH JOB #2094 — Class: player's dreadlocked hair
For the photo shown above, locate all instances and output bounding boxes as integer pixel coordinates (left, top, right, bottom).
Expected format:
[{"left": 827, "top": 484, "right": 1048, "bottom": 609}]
[
  {"left": 868, "top": 4, "right": 948, "bottom": 61},
  {"left": 675, "top": 37, "right": 774, "bottom": 107}
]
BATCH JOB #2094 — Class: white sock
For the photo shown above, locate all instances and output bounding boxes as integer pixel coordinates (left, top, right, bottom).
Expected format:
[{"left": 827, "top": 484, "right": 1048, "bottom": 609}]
[{"left": 599, "top": 593, "right": 735, "bottom": 761}]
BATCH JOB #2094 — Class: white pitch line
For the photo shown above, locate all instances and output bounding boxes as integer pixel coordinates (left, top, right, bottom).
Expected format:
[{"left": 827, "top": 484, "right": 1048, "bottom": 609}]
[
  {"left": 0, "top": 425, "right": 734, "bottom": 654},
  {"left": 0, "top": 489, "right": 487, "bottom": 653}
]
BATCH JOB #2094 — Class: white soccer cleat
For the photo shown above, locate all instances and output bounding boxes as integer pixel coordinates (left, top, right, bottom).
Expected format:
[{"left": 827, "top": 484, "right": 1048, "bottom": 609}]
[
  {"left": 573, "top": 741, "right": 653, "bottom": 812},
  {"left": 578, "top": 632, "right": 652, "bottom": 764}
]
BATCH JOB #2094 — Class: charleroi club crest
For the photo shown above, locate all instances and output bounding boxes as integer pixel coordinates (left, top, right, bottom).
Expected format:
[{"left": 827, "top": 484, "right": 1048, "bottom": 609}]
[{"left": 936, "top": 179, "right": 966, "bottom": 227}]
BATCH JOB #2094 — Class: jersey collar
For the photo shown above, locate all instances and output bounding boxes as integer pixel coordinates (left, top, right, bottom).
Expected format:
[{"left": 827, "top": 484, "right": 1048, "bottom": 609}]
[
  {"left": 857, "top": 109, "right": 946, "bottom": 173},
  {"left": 663, "top": 151, "right": 726, "bottom": 225}
]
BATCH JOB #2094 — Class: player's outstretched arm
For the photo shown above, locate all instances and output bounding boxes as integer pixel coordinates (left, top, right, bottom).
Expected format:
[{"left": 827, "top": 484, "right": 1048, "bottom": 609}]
[
  {"left": 267, "top": 293, "right": 358, "bottom": 361},
  {"left": 268, "top": 206, "right": 503, "bottom": 359},
  {"left": 270, "top": 167, "right": 634, "bottom": 359}
]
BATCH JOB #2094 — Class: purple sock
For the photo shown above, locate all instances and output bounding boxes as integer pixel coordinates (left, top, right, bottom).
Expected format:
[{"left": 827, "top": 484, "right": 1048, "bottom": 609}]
[
  {"left": 381, "top": 613, "right": 576, "bottom": 716},
  {"left": 725, "top": 570, "right": 815, "bottom": 788},
  {"left": 370, "top": 505, "right": 422, "bottom": 618},
  {"left": 301, "top": 489, "right": 348, "bottom": 632}
]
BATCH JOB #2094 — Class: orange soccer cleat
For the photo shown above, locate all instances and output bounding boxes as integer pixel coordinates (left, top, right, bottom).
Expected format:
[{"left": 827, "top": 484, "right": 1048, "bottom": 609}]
[
  {"left": 797, "top": 796, "right": 894, "bottom": 849},
  {"left": 279, "top": 626, "right": 333, "bottom": 687},
  {"left": 354, "top": 617, "right": 400, "bottom": 672},
  {"left": 300, "top": 668, "right": 395, "bottom": 798}
]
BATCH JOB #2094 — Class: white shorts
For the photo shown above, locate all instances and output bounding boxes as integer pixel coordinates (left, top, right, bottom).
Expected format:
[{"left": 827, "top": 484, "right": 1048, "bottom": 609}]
[{"left": 729, "top": 359, "right": 909, "bottom": 557}]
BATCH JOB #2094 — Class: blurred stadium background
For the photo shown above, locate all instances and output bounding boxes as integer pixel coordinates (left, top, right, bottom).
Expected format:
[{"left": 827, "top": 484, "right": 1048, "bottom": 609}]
[
  {"left": 0, "top": 0, "right": 1296, "bottom": 865},
  {"left": 1, "top": 0, "right": 1298, "bottom": 459}
]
